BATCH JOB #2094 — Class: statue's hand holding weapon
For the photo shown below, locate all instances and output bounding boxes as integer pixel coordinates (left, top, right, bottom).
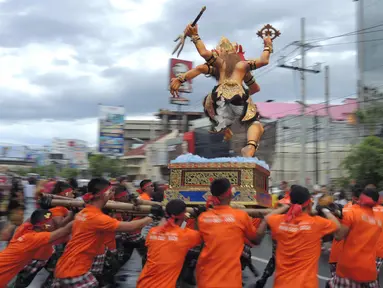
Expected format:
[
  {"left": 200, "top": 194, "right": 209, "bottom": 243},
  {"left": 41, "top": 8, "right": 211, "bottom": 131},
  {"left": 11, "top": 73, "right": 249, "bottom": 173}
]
[{"left": 172, "top": 6, "right": 206, "bottom": 57}]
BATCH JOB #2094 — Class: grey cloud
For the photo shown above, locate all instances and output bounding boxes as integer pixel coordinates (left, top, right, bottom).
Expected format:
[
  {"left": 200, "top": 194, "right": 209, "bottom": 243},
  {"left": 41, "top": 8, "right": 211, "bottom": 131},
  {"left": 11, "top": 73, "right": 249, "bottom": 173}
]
[
  {"left": 52, "top": 59, "right": 69, "bottom": 66},
  {"left": 0, "top": 0, "right": 109, "bottom": 48},
  {"left": 30, "top": 72, "right": 91, "bottom": 88}
]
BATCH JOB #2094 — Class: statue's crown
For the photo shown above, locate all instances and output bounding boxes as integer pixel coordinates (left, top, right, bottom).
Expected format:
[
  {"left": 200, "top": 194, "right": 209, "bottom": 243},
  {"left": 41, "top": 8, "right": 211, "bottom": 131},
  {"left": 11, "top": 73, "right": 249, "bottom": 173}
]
[{"left": 217, "top": 36, "right": 236, "bottom": 53}]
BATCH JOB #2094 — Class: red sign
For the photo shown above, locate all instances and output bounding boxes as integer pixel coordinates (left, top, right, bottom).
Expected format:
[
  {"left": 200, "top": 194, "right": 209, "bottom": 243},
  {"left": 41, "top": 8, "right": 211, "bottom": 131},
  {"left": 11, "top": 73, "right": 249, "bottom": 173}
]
[{"left": 169, "top": 58, "right": 193, "bottom": 94}]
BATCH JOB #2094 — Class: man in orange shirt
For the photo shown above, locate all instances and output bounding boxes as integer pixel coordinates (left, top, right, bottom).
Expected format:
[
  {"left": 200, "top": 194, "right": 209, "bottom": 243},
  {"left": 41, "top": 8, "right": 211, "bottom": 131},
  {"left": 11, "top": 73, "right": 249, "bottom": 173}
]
[
  {"left": 123, "top": 179, "right": 156, "bottom": 267},
  {"left": 328, "top": 184, "right": 362, "bottom": 279},
  {"left": 195, "top": 178, "right": 269, "bottom": 288},
  {"left": 136, "top": 199, "right": 201, "bottom": 288},
  {"left": 11, "top": 203, "right": 74, "bottom": 288},
  {"left": 137, "top": 179, "right": 155, "bottom": 200},
  {"left": 266, "top": 184, "right": 341, "bottom": 288},
  {"left": 329, "top": 187, "right": 382, "bottom": 288},
  {"left": 52, "top": 177, "right": 162, "bottom": 287},
  {"left": 0, "top": 209, "right": 73, "bottom": 285},
  {"left": 376, "top": 190, "right": 383, "bottom": 278}
]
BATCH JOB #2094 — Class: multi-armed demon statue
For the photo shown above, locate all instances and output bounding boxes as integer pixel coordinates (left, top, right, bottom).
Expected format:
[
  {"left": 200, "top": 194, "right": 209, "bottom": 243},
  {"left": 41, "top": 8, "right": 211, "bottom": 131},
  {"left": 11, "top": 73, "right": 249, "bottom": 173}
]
[{"left": 170, "top": 6, "right": 281, "bottom": 158}]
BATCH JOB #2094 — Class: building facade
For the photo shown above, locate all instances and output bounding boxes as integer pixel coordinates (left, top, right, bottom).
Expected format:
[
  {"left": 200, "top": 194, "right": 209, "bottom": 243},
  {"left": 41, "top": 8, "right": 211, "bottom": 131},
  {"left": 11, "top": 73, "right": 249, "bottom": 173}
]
[
  {"left": 123, "top": 110, "right": 204, "bottom": 152},
  {"left": 357, "top": 0, "right": 383, "bottom": 101},
  {"left": 272, "top": 115, "right": 357, "bottom": 186},
  {"left": 51, "top": 138, "right": 89, "bottom": 169}
]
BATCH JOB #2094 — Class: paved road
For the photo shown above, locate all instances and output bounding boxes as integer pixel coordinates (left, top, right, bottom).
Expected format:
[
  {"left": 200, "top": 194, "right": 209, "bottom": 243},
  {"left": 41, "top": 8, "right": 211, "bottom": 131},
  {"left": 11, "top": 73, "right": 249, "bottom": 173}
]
[{"left": 6, "top": 200, "right": 382, "bottom": 287}]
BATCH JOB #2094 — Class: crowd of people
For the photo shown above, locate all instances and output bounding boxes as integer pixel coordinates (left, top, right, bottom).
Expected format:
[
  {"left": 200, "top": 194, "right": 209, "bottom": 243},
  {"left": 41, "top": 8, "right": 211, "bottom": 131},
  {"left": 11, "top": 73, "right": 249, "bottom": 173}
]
[{"left": 0, "top": 176, "right": 382, "bottom": 288}]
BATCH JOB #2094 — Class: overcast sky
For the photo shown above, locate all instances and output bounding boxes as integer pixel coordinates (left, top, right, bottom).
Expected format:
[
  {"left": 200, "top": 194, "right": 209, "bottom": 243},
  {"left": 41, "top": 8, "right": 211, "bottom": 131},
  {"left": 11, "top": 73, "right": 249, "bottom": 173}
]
[{"left": 0, "top": 0, "right": 362, "bottom": 146}]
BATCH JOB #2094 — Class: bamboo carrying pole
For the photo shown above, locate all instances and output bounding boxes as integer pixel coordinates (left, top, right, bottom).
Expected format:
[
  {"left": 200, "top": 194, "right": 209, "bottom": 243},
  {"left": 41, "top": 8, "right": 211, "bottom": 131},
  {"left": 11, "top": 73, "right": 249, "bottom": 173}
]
[{"left": 48, "top": 198, "right": 272, "bottom": 218}]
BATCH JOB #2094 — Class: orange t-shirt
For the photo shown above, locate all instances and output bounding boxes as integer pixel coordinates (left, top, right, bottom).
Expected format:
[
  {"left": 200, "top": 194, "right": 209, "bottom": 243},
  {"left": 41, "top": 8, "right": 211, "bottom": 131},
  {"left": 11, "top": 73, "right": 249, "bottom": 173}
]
[
  {"left": 186, "top": 218, "right": 196, "bottom": 230},
  {"left": 54, "top": 205, "right": 120, "bottom": 278},
  {"left": 13, "top": 223, "right": 54, "bottom": 261},
  {"left": 374, "top": 206, "right": 383, "bottom": 258},
  {"left": 10, "top": 205, "right": 68, "bottom": 261},
  {"left": 104, "top": 231, "right": 117, "bottom": 250},
  {"left": 329, "top": 202, "right": 353, "bottom": 264},
  {"left": 0, "top": 231, "right": 51, "bottom": 284},
  {"left": 136, "top": 225, "right": 201, "bottom": 288},
  {"left": 50, "top": 206, "right": 69, "bottom": 218},
  {"left": 245, "top": 218, "right": 262, "bottom": 246},
  {"left": 267, "top": 213, "right": 337, "bottom": 288},
  {"left": 336, "top": 204, "right": 383, "bottom": 282},
  {"left": 196, "top": 205, "right": 258, "bottom": 288},
  {"left": 139, "top": 193, "right": 151, "bottom": 200}
]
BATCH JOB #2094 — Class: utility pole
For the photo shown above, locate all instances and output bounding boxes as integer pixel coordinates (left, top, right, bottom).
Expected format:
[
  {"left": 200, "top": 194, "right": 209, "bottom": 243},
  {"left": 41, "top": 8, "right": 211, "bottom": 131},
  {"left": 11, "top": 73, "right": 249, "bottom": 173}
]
[
  {"left": 280, "top": 126, "right": 289, "bottom": 182},
  {"left": 314, "top": 114, "right": 319, "bottom": 185},
  {"left": 324, "top": 65, "right": 331, "bottom": 186},
  {"left": 356, "top": 0, "right": 365, "bottom": 110},
  {"left": 278, "top": 18, "right": 321, "bottom": 185}
]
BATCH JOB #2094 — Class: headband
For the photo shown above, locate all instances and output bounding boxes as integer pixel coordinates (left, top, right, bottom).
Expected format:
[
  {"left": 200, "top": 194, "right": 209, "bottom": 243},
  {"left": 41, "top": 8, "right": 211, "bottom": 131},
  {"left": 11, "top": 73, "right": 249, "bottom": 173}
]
[
  {"left": 16, "top": 212, "right": 53, "bottom": 237},
  {"left": 358, "top": 193, "right": 377, "bottom": 207},
  {"left": 114, "top": 191, "right": 128, "bottom": 201},
  {"left": 137, "top": 182, "right": 153, "bottom": 194},
  {"left": 285, "top": 199, "right": 311, "bottom": 222},
  {"left": 59, "top": 188, "right": 72, "bottom": 197},
  {"left": 206, "top": 186, "right": 233, "bottom": 208},
  {"left": 159, "top": 212, "right": 186, "bottom": 233},
  {"left": 82, "top": 185, "right": 112, "bottom": 202},
  {"left": 34, "top": 212, "right": 53, "bottom": 229}
]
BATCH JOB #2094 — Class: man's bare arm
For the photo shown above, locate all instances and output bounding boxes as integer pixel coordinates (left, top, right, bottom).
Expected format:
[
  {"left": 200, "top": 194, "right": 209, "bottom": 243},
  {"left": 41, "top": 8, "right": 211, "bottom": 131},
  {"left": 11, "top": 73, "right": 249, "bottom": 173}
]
[
  {"left": 49, "top": 221, "right": 73, "bottom": 243},
  {"left": 115, "top": 217, "right": 153, "bottom": 233}
]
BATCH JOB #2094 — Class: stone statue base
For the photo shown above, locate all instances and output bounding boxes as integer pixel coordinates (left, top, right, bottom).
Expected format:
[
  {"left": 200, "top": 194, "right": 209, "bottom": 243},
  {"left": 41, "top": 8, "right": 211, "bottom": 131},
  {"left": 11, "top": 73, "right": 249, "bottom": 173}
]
[{"left": 166, "top": 154, "right": 272, "bottom": 207}]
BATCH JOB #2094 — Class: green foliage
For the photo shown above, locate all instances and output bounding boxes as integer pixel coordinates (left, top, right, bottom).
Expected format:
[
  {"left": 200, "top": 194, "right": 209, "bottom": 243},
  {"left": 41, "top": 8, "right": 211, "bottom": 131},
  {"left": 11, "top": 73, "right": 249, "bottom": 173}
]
[
  {"left": 59, "top": 168, "right": 79, "bottom": 179},
  {"left": 342, "top": 136, "right": 383, "bottom": 189},
  {"left": 355, "top": 102, "right": 383, "bottom": 135},
  {"left": 88, "top": 154, "right": 125, "bottom": 178},
  {"left": 334, "top": 177, "right": 350, "bottom": 189}
]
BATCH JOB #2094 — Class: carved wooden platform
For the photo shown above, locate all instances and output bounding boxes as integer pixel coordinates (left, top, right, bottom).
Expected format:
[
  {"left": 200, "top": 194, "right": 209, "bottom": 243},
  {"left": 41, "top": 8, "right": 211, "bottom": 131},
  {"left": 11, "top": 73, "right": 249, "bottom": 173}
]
[{"left": 166, "top": 162, "right": 272, "bottom": 207}]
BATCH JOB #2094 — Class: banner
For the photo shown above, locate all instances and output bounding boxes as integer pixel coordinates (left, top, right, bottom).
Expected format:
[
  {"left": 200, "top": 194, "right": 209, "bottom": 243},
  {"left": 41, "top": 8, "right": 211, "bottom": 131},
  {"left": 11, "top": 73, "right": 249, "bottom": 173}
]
[
  {"left": 98, "top": 105, "right": 125, "bottom": 155},
  {"left": 169, "top": 58, "right": 193, "bottom": 93},
  {"left": 0, "top": 144, "right": 32, "bottom": 161}
]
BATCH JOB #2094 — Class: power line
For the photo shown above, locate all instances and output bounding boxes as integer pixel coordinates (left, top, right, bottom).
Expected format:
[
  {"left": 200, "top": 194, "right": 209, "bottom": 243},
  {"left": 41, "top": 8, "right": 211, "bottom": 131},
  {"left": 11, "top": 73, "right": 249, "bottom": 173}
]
[
  {"left": 306, "top": 22, "right": 383, "bottom": 44},
  {"left": 319, "top": 37, "right": 383, "bottom": 47}
]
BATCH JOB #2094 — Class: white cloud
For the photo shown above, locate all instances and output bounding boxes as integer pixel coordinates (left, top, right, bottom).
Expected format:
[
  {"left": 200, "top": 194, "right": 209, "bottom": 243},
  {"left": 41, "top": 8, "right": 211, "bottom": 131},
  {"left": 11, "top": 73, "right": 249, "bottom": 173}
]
[
  {"left": 0, "top": 114, "right": 159, "bottom": 148},
  {"left": 0, "top": 118, "right": 98, "bottom": 146}
]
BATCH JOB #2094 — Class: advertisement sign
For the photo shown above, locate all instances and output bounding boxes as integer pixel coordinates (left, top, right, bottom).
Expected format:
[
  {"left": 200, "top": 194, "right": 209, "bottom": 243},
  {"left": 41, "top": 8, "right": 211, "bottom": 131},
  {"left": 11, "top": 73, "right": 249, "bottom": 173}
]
[
  {"left": 0, "top": 144, "right": 32, "bottom": 161},
  {"left": 169, "top": 58, "right": 193, "bottom": 94},
  {"left": 99, "top": 105, "right": 125, "bottom": 156}
]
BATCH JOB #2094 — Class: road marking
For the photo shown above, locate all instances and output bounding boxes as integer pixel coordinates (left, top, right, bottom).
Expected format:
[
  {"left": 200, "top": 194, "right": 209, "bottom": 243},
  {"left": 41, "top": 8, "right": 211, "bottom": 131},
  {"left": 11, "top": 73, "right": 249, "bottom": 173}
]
[{"left": 251, "top": 256, "right": 330, "bottom": 281}]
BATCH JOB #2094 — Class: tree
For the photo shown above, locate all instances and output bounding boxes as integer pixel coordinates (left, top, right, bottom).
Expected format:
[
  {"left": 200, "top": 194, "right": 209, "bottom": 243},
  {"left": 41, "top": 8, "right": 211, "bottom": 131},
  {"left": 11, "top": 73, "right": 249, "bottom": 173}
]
[
  {"left": 59, "top": 168, "right": 80, "bottom": 179},
  {"left": 342, "top": 136, "right": 383, "bottom": 189},
  {"left": 89, "top": 154, "right": 125, "bottom": 178}
]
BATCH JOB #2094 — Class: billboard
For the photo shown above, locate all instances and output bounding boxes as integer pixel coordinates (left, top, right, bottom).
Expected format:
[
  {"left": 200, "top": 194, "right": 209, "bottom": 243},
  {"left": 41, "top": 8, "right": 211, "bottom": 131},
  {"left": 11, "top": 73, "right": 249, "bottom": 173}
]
[
  {"left": 0, "top": 144, "right": 33, "bottom": 161},
  {"left": 169, "top": 58, "right": 193, "bottom": 94},
  {"left": 98, "top": 105, "right": 125, "bottom": 156}
]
